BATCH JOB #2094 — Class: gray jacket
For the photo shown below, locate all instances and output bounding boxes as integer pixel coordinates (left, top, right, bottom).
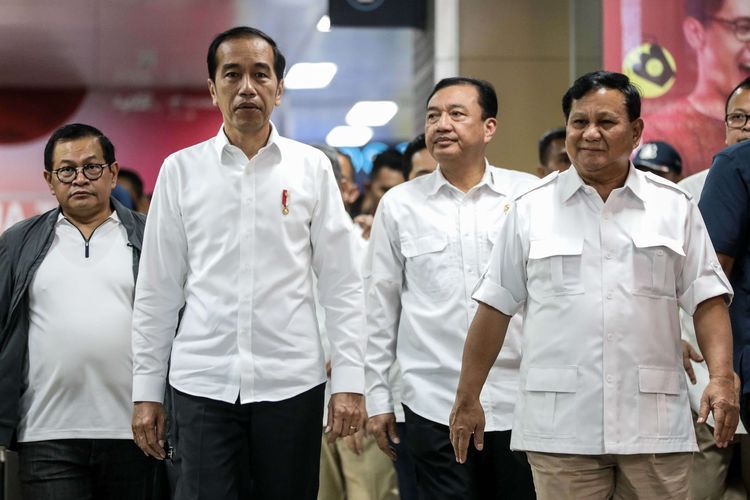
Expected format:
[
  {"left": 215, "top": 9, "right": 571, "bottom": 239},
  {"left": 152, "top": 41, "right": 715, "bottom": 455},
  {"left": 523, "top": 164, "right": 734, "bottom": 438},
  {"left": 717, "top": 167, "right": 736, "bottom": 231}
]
[{"left": 0, "top": 198, "right": 145, "bottom": 447}]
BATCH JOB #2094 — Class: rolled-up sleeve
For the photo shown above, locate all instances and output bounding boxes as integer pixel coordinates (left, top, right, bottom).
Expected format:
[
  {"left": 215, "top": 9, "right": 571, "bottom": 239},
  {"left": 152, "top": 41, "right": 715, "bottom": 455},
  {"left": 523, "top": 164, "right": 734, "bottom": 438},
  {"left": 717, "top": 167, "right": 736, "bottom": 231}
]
[
  {"left": 472, "top": 201, "right": 528, "bottom": 316},
  {"left": 311, "top": 157, "right": 365, "bottom": 395},
  {"left": 132, "top": 158, "right": 189, "bottom": 403},
  {"left": 678, "top": 201, "right": 733, "bottom": 315},
  {"left": 363, "top": 197, "right": 403, "bottom": 417}
]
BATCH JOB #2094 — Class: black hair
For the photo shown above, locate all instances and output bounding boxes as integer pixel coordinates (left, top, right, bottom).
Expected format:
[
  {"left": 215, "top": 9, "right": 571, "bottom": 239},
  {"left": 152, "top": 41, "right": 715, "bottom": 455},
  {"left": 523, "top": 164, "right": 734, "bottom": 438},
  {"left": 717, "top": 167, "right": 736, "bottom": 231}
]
[
  {"left": 402, "top": 134, "right": 428, "bottom": 176},
  {"left": 427, "top": 77, "right": 498, "bottom": 120},
  {"left": 562, "top": 71, "right": 641, "bottom": 122},
  {"left": 371, "top": 149, "right": 406, "bottom": 182},
  {"left": 44, "top": 123, "right": 115, "bottom": 171},
  {"left": 725, "top": 77, "right": 750, "bottom": 114},
  {"left": 207, "top": 26, "right": 286, "bottom": 81},
  {"left": 685, "top": 0, "right": 725, "bottom": 23},
  {"left": 117, "top": 168, "right": 145, "bottom": 199},
  {"left": 538, "top": 127, "right": 566, "bottom": 165}
]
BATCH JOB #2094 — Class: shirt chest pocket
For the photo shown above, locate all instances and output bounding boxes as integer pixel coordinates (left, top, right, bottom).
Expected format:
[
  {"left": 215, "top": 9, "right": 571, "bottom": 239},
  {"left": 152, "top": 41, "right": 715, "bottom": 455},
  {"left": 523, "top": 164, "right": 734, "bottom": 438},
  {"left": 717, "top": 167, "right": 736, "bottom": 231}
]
[
  {"left": 400, "top": 233, "right": 458, "bottom": 302},
  {"left": 631, "top": 235, "right": 684, "bottom": 299},
  {"left": 527, "top": 238, "right": 584, "bottom": 296}
]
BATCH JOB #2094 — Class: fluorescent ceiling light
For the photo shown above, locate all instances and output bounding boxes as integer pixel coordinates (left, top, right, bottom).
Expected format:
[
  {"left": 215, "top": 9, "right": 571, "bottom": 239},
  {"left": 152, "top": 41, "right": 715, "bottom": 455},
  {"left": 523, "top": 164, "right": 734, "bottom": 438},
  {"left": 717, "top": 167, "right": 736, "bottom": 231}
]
[
  {"left": 345, "top": 101, "right": 399, "bottom": 127},
  {"left": 326, "top": 126, "right": 373, "bottom": 147},
  {"left": 285, "top": 62, "right": 337, "bottom": 89},
  {"left": 317, "top": 15, "right": 331, "bottom": 32}
]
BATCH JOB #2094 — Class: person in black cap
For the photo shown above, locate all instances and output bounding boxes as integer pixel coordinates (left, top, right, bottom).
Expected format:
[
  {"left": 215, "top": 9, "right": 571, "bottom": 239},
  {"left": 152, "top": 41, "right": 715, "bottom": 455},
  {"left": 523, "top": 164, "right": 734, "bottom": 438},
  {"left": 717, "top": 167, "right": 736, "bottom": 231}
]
[{"left": 633, "top": 140, "right": 683, "bottom": 183}]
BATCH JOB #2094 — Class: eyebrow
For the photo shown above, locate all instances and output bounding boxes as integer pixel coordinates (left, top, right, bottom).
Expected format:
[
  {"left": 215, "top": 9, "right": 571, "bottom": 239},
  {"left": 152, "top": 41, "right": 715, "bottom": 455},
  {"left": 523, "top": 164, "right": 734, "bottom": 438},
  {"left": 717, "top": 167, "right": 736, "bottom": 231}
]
[
  {"left": 221, "top": 62, "right": 273, "bottom": 73},
  {"left": 58, "top": 155, "right": 100, "bottom": 166},
  {"left": 426, "top": 104, "right": 469, "bottom": 112}
]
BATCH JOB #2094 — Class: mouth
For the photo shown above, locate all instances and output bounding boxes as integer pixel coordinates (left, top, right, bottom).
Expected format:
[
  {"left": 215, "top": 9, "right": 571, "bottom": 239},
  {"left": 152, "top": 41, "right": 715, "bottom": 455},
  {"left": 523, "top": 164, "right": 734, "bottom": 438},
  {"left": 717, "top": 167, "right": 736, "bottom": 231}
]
[
  {"left": 434, "top": 136, "right": 455, "bottom": 145},
  {"left": 235, "top": 102, "right": 261, "bottom": 112},
  {"left": 69, "top": 191, "right": 94, "bottom": 199}
]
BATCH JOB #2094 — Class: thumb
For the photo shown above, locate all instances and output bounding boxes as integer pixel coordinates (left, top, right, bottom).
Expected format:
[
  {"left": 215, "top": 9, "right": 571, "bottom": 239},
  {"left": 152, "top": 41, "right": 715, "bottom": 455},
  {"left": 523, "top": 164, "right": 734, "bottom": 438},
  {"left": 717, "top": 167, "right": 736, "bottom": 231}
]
[
  {"left": 387, "top": 418, "right": 400, "bottom": 444},
  {"left": 697, "top": 393, "right": 710, "bottom": 424},
  {"left": 687, "top": 343, "right": 704, "bottom": 362},
  {"left": 474, "top": 424, "right": 485, "bottom": 451}
]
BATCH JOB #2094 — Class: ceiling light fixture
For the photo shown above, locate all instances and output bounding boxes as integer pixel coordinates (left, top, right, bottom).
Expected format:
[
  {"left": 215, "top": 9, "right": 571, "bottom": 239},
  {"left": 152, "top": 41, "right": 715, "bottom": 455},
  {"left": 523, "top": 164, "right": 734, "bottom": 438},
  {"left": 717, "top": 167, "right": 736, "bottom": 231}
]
[
  {"left": 345, "top": 101, "right": 399, "bottom": 127},
  {"left": 284, "top": 62, "right": 337, "bottom": 89},
  {"left": 317, "top": 15, "right": 331, "bottom": 32},
  {"left": 326, "top": 125, "right": 374, "bottom": 147}
]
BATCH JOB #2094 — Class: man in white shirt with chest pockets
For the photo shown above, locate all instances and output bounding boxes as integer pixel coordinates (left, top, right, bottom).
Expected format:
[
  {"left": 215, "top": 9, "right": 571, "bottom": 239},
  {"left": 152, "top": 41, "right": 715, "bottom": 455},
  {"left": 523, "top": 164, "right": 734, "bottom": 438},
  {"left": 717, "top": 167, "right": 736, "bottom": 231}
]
[
  {"left": 451, "top": 70, "right": 739, "bottom": 499},
  {"left": 365, "top": 77, "right": 537, "bottom": 499}
]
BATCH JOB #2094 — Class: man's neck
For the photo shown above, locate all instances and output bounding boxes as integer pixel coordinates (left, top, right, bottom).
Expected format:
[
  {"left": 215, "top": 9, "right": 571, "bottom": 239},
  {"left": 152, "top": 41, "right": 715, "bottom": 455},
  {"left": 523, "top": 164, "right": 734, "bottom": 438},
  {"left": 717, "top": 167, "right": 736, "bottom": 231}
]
[
  {"left": 440, "top": 158, "right": 486, "bottom": 193},
  {"left": 577, "top": 165, "right": 629, "bottom": 202},
  {"left": 224, "top": 124, "right": 272, "bottom": 160},
  {"left": 62, "top": 206, "right": 113, "bottom": 239}
]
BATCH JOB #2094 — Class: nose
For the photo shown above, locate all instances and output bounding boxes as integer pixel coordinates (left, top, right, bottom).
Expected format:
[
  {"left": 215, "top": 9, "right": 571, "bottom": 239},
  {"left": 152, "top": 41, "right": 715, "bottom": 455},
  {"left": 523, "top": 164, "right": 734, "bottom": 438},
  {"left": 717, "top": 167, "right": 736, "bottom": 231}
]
[
  {"left": 582, "top": 123, "right": 602, "bottom": 141},
  {"left": 72, "top": 167, "right": 90, "bottom": 185},
  {"left": 238, "top": 74, "right": 256, "bottom": 97},
  {"left": 435, "top": 111, "right": 451, "bottom": 131}
]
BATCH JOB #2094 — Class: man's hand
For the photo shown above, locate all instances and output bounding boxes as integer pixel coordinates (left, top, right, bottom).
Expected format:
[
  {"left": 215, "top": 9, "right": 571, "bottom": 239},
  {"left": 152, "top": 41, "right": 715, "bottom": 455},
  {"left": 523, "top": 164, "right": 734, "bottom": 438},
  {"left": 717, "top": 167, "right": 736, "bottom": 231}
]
[
  {"left": 326, "top": 392, "right": 364, "bottom": 444},
  {"left": 682, "top": 340, "right": 704, "bottom": 384},
  {"left": 367, "top": 412, "right": 399, "bottom": 460},
  {"left": 343, "top": 428, "right": 366, "bottom": 455},
  {"left": 353, "top": 214, "right": 374, "bottom": 240},
  {"left": 132, "top": 401, "right": 167, "bottom": 459},
  {"left": 697, "top": 375, "right": 740, "bottom": 448},
  {"left": 449, "top": 396, "right": 485, "bottom": 464}
]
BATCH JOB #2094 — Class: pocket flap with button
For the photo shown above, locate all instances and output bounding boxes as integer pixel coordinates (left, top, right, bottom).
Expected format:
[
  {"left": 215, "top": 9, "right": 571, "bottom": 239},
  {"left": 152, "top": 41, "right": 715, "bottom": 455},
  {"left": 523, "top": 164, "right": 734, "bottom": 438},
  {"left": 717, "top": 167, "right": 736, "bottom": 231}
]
[
  {"left": 525, "top": 366, "right": 578, "bottom": 392},
  {"left": 638, "top": 367, "right": 682, "bottom": 395},
  {"left": 400, "top": 233, "right": 448, "bottom": 258},
  {"left": 529, "top": 238, "right": 583, "bottom": 260},
  {"left": 631, "top": 234, "right": 685, "bottom": 257}
]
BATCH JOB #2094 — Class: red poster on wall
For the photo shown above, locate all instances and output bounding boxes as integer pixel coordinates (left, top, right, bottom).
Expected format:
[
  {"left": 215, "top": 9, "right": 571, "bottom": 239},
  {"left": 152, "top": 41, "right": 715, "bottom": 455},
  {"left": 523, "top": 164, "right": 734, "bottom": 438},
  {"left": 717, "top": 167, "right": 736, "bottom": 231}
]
[{"left": 603, "top": 0, "right": 750, "bottom": 177}]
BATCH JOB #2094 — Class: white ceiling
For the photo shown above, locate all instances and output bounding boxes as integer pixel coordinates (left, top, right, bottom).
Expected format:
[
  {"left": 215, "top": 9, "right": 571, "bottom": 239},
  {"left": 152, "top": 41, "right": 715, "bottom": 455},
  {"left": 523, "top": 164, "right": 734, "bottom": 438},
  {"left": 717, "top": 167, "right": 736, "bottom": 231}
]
[{"left": 0, "top": 0, "right": 419, "bottom": 143}]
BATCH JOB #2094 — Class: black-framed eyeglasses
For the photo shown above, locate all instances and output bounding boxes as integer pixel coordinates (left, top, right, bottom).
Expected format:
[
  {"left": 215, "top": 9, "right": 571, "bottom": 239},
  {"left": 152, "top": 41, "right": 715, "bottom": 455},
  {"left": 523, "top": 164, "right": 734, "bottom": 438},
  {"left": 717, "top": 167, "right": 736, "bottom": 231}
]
[
  {"left": 710, "top": 16, "right": 750, "bottom": 42},
  {"left": 726, "top": 111, "right": 750, "bottom": 129},
  {"left": 50, "top": 163, "right": 112, "bottom": 183}
]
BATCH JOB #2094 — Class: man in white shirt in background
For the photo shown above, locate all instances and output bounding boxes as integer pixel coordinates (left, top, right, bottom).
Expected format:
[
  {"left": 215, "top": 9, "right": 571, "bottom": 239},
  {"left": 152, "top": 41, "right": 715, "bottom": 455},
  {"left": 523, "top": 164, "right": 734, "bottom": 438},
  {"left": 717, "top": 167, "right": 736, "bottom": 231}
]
[
  {"left": 365, "top": 77, "right": 537, "bottom": 499},
  {"left": 0, "top": 123, "right": 156, "bottom": 500},
  {"left": 130, "top": 26, "right": 365, "bottom": 500},
  {"left": 451, "top": 70, "right": 738, "bottom": 499}
]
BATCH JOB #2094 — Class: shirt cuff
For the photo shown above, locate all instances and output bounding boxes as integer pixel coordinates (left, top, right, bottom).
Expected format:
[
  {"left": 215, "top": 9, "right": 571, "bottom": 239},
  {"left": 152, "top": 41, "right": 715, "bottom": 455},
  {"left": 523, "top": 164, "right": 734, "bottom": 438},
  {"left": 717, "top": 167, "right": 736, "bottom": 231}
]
[
  {"left": 679, "top": 266, "right": 734, "bottom": 315},
  {"left": 365, "top": 389, "right": 394, "bottom": 418},
  {"left": 330, "top": 365, "right": 365, "bottom": 395},
  {"left": 472, "top": 276, "right": 524, "bottom": 316},
  {"left": 132, "top": 374, "right": 167, "bottom": 403}
]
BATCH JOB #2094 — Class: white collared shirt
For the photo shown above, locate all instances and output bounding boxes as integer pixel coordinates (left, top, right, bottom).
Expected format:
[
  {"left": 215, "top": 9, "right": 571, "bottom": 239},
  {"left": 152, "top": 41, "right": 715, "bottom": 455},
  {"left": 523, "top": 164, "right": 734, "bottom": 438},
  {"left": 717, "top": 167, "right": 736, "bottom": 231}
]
[
  {"left": 21, "top": 212, "right": 135, "bottom": 441},
  {"left": 132, "top": 125, "right": 365, "bottom": 404},
  {"left": 474, "top": 165, "right": 732, "bottom": 454},
  {"left": 364, "top": 164, "right": 538, "bottom": 429}
]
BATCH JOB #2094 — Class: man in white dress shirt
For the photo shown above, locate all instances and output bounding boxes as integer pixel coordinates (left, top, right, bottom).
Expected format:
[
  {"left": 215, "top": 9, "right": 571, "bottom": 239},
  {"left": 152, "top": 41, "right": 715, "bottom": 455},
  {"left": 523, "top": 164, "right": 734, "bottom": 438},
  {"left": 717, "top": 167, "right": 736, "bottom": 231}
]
[
  {"left": 365, "top": 77, "right": 537, "bottom": 499},
  {"left": 130, "top": 26, "right": 365, "bottom": 499},
  {"left": 450, "top": 70, "right": 739, "bottom": 499}
]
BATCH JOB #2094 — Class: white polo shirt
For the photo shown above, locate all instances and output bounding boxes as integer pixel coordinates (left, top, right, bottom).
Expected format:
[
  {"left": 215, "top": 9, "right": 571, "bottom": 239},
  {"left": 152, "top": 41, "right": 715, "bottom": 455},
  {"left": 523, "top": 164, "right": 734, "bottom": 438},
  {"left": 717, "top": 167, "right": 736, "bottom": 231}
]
[
  {"left": 365, "top": 163, "right": 537, "bottom": 430},
  {"left": 19, "top": 212, "right": 135, "bottom": 442},
  {"left": 473, "top": 165, "right": 732, "bottom": 454}
]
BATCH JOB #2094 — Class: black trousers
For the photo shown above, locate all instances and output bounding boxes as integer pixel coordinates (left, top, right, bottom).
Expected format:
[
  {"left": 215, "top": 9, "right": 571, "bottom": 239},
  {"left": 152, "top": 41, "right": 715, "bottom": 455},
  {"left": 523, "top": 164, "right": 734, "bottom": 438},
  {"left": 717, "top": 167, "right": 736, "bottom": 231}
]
[
  {"left": 173, "top": 383, "right": 325, "bottom": 500},
  {"left": 17, "top": 439, "right": 163, "bottom": 500},
  {"left": 404, "top": 405, "right": 536, "bottom": 500}
]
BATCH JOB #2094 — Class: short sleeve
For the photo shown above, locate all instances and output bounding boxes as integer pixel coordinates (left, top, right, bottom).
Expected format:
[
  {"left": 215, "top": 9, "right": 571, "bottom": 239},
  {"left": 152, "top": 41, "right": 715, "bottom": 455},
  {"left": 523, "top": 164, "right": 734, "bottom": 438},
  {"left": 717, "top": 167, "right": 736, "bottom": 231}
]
[{"left": 472, "top": 200, "right": 528, "bottom": 315}]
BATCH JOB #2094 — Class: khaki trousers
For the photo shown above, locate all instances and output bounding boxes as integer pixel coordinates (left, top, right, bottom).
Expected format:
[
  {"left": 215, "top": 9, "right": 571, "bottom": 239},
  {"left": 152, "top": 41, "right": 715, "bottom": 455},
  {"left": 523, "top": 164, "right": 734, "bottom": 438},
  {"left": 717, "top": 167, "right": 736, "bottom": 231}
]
[
  {"left": 527, "top": 451, "right": 693, "bottom": 500},
  {"left": 690, "top": 411, "right": 749, "bottom": 500},
  {"left": 318, "top": 433, "right": 399, "bottom": 500}
]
